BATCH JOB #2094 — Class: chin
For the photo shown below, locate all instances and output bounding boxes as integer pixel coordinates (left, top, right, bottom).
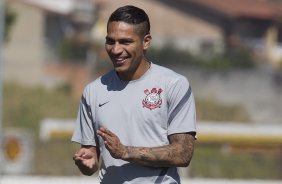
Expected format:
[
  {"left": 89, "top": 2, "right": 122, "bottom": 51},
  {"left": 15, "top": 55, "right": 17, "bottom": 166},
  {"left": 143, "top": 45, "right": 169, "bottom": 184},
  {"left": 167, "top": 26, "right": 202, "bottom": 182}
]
[
  {"left": 114, "top": 64, "right": 129, "bottom": 72},
  {"left": 114, "top": 67, "right": 126, "bottom": 75}
]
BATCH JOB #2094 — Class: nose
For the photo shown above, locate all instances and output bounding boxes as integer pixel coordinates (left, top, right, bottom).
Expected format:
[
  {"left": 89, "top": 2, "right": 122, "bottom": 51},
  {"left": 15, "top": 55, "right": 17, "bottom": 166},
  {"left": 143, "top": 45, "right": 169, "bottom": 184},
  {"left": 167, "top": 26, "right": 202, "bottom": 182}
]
[{"left": 111, "top": 43, "right": 123, "bottom": 55}]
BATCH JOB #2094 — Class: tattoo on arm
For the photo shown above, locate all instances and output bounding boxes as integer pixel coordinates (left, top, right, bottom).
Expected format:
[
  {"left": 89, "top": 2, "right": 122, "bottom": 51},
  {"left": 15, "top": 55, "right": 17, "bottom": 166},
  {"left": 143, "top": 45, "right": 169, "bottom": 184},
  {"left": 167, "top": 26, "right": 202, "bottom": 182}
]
[{"left": 123, "top": 133, "right": 195, "bottom": 167}]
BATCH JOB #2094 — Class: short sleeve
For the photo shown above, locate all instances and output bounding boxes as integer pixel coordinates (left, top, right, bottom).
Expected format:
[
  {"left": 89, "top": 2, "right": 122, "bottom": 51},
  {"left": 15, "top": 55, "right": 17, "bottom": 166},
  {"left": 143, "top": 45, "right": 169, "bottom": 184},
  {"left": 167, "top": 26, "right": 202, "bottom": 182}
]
[
  {"left": 167, "top": 76, "right": 196, "bottom": 136},
  {"left": 71, "top": 85, "right": 97, "bottom": 146}
]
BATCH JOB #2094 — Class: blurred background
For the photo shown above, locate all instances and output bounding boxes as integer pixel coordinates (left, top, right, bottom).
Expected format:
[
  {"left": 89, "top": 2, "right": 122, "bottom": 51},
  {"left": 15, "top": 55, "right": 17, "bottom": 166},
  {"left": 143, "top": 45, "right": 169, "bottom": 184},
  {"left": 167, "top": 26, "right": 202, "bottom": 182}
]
[{"left": 0, "top": 0, "right": 282, "bottom": 183}]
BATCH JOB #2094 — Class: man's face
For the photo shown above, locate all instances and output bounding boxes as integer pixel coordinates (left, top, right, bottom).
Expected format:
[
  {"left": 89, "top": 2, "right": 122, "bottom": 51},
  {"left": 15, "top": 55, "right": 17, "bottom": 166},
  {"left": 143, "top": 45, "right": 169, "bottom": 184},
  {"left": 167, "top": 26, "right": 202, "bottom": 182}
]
[{"left": 105, "top": 21, "right": 151, "bottom": 80}]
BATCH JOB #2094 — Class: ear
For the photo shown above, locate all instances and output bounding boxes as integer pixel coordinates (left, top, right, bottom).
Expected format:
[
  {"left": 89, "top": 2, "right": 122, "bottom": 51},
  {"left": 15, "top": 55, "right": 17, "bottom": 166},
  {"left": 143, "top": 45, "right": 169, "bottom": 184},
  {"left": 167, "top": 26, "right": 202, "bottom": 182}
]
[{"left": 143, "top": 34, "right": 152, "bottom": 50}]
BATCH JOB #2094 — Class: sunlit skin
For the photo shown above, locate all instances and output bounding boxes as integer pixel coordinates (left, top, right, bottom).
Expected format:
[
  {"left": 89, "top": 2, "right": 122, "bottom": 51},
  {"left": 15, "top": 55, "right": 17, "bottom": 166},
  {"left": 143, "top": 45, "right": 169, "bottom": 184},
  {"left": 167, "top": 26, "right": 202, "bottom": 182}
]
[
  {"left": 73, "top": 145, "right": 99, "bottom": 176},
  {"left": 97, "top": 127, "right": 195, "bottom": 167},
  {"left": 105, "top": 21, "right": 151, "bottom": 81},
  {"left": 73, "top": 21, "right": 195, "bottom": 174}
]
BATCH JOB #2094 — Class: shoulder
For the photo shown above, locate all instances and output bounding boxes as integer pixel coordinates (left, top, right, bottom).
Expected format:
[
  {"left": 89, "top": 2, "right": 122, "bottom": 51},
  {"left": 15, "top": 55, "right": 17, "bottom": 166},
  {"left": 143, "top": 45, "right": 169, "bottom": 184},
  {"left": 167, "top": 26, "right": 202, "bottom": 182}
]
[
  {"left": 83, "top": 70, "right": 115, "bottom": 96},
  {"left": 152, "top": 63, "right": 189, "bottom": 86}
]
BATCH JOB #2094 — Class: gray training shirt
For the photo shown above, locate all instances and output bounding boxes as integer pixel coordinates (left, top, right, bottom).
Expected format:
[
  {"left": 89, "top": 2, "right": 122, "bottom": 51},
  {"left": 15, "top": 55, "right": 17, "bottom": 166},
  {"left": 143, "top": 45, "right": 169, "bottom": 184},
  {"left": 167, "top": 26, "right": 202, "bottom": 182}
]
[{"left": 72, "top": 63, "right": 197, "bottom": 184}]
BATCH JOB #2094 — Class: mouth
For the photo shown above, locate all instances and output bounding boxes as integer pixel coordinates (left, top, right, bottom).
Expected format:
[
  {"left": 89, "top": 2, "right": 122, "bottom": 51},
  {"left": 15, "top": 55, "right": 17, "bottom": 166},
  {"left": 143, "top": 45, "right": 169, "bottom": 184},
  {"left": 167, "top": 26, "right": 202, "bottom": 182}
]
[{"left": 112, "top": 57, "right": 129, "bottom": 65}]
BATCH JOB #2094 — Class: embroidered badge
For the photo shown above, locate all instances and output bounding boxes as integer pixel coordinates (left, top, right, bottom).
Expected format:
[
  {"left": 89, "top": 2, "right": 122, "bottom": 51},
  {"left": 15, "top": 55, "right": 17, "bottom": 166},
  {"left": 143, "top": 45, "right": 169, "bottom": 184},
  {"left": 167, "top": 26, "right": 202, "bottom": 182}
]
[{"left": 142, "top": 88, "right": 163, "bottom": 110}]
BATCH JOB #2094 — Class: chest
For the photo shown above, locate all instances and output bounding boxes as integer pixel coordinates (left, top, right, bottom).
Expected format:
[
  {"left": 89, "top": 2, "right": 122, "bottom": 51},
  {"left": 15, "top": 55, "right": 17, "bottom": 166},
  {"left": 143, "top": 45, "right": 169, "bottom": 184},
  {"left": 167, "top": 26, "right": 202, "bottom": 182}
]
[{"left": 93, "top": 84, "right": 168, "bottom": 136}]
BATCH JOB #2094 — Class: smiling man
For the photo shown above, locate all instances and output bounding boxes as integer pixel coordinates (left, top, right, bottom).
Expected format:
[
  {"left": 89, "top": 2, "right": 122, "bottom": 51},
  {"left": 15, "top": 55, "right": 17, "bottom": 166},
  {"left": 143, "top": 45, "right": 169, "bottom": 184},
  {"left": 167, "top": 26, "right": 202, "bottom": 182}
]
[{"left": 72, "top": 5, "right": 197, "bottom": 184}]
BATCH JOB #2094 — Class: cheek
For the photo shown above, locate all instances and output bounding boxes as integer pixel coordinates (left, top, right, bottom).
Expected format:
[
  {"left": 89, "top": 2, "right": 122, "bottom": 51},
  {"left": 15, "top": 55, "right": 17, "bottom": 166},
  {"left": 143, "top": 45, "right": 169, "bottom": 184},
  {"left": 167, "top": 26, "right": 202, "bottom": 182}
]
[
  {"left": 105, "top": 45, "right": 111, "bottom": 53},
  {"left": 131, "top": 45, "right": 143, "bottom": 56}
]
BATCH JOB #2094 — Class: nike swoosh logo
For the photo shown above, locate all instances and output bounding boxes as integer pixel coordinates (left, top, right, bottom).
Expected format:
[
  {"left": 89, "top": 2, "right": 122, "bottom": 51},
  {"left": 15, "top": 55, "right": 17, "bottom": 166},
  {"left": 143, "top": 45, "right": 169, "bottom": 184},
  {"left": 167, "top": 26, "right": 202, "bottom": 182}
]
[{"left": 99, "top": 101, "right": 110, "bottom": 107}]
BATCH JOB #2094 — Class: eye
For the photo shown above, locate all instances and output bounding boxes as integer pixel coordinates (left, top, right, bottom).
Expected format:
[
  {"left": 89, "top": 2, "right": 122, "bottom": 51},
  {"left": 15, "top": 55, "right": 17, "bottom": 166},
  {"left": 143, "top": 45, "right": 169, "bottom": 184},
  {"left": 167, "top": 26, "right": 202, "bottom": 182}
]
[
  {"left": 119, "top": 39, "right": 133, "bottom": 45},
  {"left": 105, "top": 38, "right": 115, "bottom": 45}
]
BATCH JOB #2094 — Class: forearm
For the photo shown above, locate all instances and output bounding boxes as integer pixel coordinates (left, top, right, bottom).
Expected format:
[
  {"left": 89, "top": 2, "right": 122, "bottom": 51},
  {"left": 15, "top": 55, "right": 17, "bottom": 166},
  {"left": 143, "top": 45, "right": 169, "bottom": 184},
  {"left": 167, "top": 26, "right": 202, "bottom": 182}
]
[
  {"left": 122, "top": 134, "right": 195, "bottom": 167},
  {"left": 122, "top": 144, "right": 189, "bottom": 167},
  {"left": 97, "top": 127, "right": 196, "bottom": 168}
]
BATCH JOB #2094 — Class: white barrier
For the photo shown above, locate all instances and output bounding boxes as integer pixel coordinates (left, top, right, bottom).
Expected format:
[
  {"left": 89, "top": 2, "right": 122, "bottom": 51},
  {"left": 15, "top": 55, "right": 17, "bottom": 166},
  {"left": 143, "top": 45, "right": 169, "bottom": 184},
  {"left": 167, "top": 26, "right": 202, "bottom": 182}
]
[
  {"left": 39, "top": 119, "right": 282, "bottom": 144},
  {"left": 2, "top": 129, "right": 33, "bottom": 175},
  {"left": 0, "top": 176, "right": 281, "bottom": 184}
]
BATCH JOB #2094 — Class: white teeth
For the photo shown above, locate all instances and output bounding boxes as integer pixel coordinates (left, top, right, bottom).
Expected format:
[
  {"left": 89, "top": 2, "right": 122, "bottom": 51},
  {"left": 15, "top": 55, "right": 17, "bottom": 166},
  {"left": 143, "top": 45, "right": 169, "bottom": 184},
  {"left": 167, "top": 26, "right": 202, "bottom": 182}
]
[{"left": 115, "top": 58, "right": 127, "bottom": 62}]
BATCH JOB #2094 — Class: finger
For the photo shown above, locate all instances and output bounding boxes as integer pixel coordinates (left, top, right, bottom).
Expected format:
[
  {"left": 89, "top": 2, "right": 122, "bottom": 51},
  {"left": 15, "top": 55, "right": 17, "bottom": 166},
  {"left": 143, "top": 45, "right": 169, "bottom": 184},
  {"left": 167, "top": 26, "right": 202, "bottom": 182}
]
[
  {"left": 103, "top": 128, "right": 115, "bottom": 136},
  {"left": 97, "top": 130, "right": 108, "bottom": 142},
  {"left": 104, "top": 141, "right": 111, "bottom": 150},
  {"left": 97, "top": 129, "right": 104, "bottom": 137},
  {"left": 73, "top": 155, "right": 84, "bottom": 161},
  {"left": 99, "top": 127, "right": 114, "bottom": 137},
  {"left": 83, "top": 160, "right": 95, "bottom": 169},
  {"left": 75, "top": 149, "right": 86, "bottom": 157},
  {"left": 73, "top": 154, "right": 80, "bottom": 160},
  {"left": 74, "top": 149, "right": 89, "bottom": 160},
  {"left": 82, "top": 153, "right": 93, "bottom": 159},
  {"left": 97, "top": 130, "right": 112, "bottom": 142}
]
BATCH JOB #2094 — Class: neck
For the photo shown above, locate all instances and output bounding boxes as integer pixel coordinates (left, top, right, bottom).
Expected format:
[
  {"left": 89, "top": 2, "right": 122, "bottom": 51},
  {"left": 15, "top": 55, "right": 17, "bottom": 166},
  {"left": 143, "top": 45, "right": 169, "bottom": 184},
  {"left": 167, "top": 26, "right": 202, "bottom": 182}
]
[{"left": 118, "top": 60, "right": 151, "bottom": 81}]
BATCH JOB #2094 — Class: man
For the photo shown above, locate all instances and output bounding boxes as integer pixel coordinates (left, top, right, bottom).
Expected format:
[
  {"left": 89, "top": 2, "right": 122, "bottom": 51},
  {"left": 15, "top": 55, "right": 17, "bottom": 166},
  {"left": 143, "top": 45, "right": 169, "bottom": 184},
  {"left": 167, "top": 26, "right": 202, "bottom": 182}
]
[{"left": 72, "top": 5, "right": 196, "bottom": 184}]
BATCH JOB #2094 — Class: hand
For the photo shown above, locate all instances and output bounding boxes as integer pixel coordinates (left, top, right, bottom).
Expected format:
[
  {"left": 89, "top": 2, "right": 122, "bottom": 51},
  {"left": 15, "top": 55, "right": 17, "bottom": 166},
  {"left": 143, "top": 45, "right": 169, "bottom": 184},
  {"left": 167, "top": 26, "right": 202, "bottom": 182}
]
[
  {"left": 97, "top": 127, "right": 126, "bottom": 159},
  {"left": 73, "top": 147, "right": 98, "bottom": 175}
]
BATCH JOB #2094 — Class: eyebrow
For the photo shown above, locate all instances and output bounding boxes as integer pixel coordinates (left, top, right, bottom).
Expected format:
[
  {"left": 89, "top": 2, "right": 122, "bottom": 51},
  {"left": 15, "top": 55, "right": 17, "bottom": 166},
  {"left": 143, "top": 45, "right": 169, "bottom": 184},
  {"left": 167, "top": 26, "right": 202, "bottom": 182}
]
[
  {"left": 105, "top": 36, "right": 134, "bottom": 42},
  {"left": 105, "top": 36, "right": 112, "bottom": 40}
]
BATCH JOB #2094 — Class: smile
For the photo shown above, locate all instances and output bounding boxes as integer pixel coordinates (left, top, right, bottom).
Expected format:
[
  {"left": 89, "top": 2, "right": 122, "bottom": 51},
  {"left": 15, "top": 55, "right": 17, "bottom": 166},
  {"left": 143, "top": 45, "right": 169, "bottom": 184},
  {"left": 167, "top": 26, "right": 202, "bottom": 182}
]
[{"left": 113, "top": 57, "right": 129, "bottom": 64}]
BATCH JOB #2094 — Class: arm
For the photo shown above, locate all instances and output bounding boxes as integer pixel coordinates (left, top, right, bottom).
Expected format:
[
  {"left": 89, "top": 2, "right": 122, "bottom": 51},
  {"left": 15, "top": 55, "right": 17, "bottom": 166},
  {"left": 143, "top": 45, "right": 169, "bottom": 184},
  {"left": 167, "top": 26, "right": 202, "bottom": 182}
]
[
  {"left": 73, "top": 145, "right": 99, "bottom": 175},
  {"left": 123, "top": 133, "right": 195, "bottom": 167},
  {"left": 97, "top": 127, "right": 195, "bottom": 167}
]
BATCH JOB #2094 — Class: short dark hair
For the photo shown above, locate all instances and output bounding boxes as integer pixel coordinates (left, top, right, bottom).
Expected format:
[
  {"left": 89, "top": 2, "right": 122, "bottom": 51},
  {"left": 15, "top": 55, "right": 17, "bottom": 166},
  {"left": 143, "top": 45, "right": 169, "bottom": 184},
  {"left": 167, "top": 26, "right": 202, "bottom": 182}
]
[{"left": 107, "top": 5, "right": 150, "bottom": 37}]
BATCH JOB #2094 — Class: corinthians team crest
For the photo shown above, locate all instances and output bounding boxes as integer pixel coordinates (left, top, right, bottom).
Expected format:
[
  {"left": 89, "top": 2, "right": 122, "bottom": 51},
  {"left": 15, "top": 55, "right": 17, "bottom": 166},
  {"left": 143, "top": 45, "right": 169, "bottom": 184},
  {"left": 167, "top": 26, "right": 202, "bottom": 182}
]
[{"left": 142, "top": 88, "right": 163, "bottom": 110}]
